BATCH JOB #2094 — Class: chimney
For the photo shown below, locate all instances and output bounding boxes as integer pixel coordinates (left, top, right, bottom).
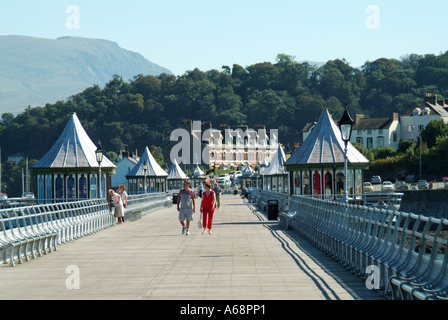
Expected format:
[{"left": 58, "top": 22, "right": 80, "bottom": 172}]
[
  {"left": 201, "top": 121, "right": 212, "bottom": 131},
  {"left": 181, "top": 120, "right": 193, "bottom": 133},
  {"left": 425, "top": 93, "right": 438, "bottom": 105},
  {"left": 355, "top": 114, "right": 364, "bottom": 124},
  {"left": 392, "top": 113, "right": 399, "bottom": 121}
]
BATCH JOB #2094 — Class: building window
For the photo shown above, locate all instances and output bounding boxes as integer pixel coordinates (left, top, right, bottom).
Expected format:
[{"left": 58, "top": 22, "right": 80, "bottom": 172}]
[
  {"left": 393, "top": 132, "right": 398, "bottom": 142},
  {"left": 367, "top": 129, "right": 372, "bottom": 135},
  {"left": 378, "top": 129, "right": 383, "bottom": 134},
  {"left": 408, "top": 125, "right": 414, "bottom": 133},
  {"left": 367, "top": 137, "right": 373, "bottom": 149},
  {"left": 356, "top": 137, "right": 363, "bottom": 145},
  {"left": 418, "top": 125, "right": 424, "bottom": 132}
]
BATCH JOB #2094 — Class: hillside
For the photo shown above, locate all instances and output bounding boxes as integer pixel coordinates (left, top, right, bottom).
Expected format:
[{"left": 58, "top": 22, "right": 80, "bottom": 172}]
[{"left": 0, "top": 35, "right": 172, "bottom": 113}]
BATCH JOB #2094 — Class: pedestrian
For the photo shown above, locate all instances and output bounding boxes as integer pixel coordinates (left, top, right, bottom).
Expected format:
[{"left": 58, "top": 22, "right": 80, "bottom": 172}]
[
  {"left": 200, "top": 182, "right": 216, "bottom": 235},
  {"left": 198, "top": 183, "right": 203, "bottom": 198},
  {"left": 109, "top": 189, "right": 124, "bottom": 224},
  {"left": 212, "top": 183, "right": 222, "bottom": 209},
  {"left": 118, "top": 185, "right": 128, "bottom": 222},
  {"left": 177, "top": 180, "right": 196, "bottom": 236}
]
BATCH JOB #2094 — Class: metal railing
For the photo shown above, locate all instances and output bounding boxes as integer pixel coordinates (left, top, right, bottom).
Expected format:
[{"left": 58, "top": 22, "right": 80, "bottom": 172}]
[
  {"left": 0, "top": 193, "right": 171, "bottom": 267},
  {"left": 278, "top": 195, "right": 448, "bottom": 300}
]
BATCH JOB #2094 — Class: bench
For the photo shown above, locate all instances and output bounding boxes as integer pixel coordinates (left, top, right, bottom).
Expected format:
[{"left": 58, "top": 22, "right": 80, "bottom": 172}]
[
  {"left": 0, "top": 199, "right": 114, "bottom": 267},
  {"left": 280, "top": 195, "right": 448, "bottom": 300}
]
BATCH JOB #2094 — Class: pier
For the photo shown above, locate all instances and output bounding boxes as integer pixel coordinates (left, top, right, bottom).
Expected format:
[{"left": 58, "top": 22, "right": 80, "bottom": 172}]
[{"left": 0, "top": 194, "right": 383, "bottom": 300}]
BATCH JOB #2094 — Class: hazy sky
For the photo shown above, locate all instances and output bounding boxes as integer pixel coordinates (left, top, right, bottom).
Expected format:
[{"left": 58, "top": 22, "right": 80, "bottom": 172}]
[{"left": 1, "top": 0, "right": 447, "bottom": 75}]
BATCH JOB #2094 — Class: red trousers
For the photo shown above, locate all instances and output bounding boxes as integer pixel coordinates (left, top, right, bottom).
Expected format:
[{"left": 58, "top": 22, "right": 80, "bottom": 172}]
[{"left": 202, "top": 206, "right": 215, "bottom": 229}]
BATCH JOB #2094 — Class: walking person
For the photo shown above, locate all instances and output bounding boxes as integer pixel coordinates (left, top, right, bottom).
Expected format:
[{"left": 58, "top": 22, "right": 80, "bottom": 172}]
[
  {"left": 177, "top": 180, "right": 196, "bottom": 236},
  {"left": 118, "top": 185, "right": 128, "bottom": 222},
  {"left": 109, "top": 189, "right": 124, "bottom": 224},
  {"left": 200, "top": 182, "right": 216, "bottom": 235},
  {"left": 212, "top": 183, "right": 222, "bottom": 209}
]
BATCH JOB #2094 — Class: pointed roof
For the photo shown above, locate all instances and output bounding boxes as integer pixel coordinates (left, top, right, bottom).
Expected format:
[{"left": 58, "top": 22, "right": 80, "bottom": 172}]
[
  {"left": 286, "top": 109, "right": 369, "bottom": 166},
  {"left": 33, "top": 113, "right": 115, "bottom": 169},
  {"left": 167, "top": 159, "right": 187, "bottom": 180},
  {"left": 260, "top": 157, "right": 270, "bottom": 167},
  {"left": 241, "top": 163, "right": 255, "bottom": 176},
  {"left": 263, "top": 145, "right": 287, "bottom": 175},
  {"left": 191, "top": 165, "right": 205, "bottom": 177},
  {"left": 126, "top": 147, "right": 168, "bottom": 177}
]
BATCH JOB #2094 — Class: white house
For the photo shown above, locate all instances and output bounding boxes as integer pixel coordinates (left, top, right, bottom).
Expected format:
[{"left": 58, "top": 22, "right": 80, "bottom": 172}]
[
  {"left": 111, "top": 152, "right": 139, "bottom": 189},
  {"left": 350, "top": 113, "right": 400, "bottom": 150},
  {"left": 400, "top": 100, "right": 448, "bottom": 142}
]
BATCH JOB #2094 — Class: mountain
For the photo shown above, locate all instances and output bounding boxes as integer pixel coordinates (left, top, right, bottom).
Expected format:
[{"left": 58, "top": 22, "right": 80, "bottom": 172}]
[{"left": 0, "top": 35, "right": 172, "bottom": 114}]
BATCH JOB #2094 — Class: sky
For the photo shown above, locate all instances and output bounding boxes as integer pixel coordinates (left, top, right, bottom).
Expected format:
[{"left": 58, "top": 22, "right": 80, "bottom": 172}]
[{"left": 1, "top": 0, "right": 447, "bottom": 76}]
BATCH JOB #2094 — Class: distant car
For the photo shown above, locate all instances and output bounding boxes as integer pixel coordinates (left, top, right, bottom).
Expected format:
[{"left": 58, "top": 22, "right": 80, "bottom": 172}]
[
  {"left": 363, "top": 182, "right": 374, "bottom": 193},
  {"left": 410, "top": 183, "right": 418, "bottom": 190},
  {"left": 22, "top": 192, "right": 35, "bottom": 199},
  {"left": 381, "top": 181, "right": 394, "bottom": 192},
  {"left": 418, "top": 180, "right": 428, "bottom": 190},
  {"left": 371, "top": 176, "right": 382, "bottom": 184},
  {"left": 395, "top": 180, "right": 409, "bottom": 191}
]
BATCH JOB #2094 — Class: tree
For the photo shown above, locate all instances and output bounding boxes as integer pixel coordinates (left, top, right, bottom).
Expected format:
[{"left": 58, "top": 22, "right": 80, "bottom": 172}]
[{"left": 420, "top": 118, "right": 448, "bottom": 148}]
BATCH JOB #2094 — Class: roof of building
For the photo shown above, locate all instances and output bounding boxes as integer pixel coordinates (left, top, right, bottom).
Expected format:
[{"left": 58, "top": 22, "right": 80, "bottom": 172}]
[
  {"left": 241, "top": 163, "right": 255, "bottom": 176},
  {"left": 403, "top": 102, "right": 448, "bottom": 117},
  {"left": 263, "top": 145, "right": 287, "bottom": 175},
  {"left": 126, "top": 146, "right": 168, "bottom": 177},
  {"left": 352, "top": 117, "right": 393, "bottom": 130},
  {"left": 167, "top": 159, "right": 187, "bottom": 180},
  {"left": 301, "top": 122, "right": 317, "bottom": 132},
  {"left": 191, "top": 165, "right": 205, "bottom": 177},
  {"left": 285, "top": 109, "right": 369, "bottom": 166},
  {"left": 33, "top": 113, "right": 116, "bottom": 169}
]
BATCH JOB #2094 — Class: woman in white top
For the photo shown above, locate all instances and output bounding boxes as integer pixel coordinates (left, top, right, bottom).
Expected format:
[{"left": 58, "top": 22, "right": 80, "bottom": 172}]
[
  {"left": 118, "top": 185, "right": 128, "bottom": 222},
  {"left": 109, "top": 189, "right": 124, "bottom": 223}
]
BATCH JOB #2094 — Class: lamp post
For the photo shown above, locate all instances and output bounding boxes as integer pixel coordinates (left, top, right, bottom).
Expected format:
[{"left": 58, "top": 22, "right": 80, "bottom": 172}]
[
  {"left": 338, "top": 104, "right": 354, "bottom": 203},
  {"left": 142, "top": 160, "right": 148, "bottom": 194},
  {"left": 95, "top": 141, "right": 104, "bottom": 198}
]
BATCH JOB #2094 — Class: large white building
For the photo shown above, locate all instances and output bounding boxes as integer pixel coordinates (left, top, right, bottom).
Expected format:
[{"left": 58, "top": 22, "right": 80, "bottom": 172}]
[
  {"left": 350, "top": 113, "right": 400, "bottom": 150},
  {"left": 400, "top": 100, "right": 448, "bottom": 142}
]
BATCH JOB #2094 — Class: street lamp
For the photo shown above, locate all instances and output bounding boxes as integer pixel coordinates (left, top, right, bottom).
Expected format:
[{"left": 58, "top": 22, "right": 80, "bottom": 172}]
[
  {"left": 95, "top": 141, "right": 104, "bottom": 198},
  {"left": 338, "top": 104, "right": 354, "bottom": 203},
  {"left": 142, "top": 160, "right": 148, "bottom": 194}
]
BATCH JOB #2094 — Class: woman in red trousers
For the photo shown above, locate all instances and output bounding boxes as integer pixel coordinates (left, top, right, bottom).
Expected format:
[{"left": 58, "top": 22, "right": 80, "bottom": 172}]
[{"left": 200, "top": 182, "right": 216, "bottom": 235}]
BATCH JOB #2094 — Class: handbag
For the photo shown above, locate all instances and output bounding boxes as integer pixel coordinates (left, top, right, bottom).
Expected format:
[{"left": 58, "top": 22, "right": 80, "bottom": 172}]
[{"left": 198, "top": 213, "right": 202, "bottom": 229}]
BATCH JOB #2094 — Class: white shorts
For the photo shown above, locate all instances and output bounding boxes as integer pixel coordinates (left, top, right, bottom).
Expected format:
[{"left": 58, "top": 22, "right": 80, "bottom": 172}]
[{"left": 179, "top": 208, "right": 194, "bottom": 221}]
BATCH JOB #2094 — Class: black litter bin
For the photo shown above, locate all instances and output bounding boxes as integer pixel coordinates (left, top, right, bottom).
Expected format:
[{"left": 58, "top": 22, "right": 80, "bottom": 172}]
[
  {"left": 173, "top": 193, "right": 179, "bottom": 204},
  {"left": 267, "top": 199, "right": 279, "bottom": 220}
]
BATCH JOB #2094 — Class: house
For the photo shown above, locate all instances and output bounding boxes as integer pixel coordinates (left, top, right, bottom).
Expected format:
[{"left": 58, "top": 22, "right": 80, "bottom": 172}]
[
  {"left": 301, "top": 122, "right": 316, "bottom": 144},
  {"left": 400, "top": 95, "right": 448, "bottom": 142},
  {"left": 111, "top": 151, "right": 139, "bottom": 189},
  {"left": 163, "top": 120, "right": 278, "bottom": 172},
  {"left": 8, "top": 152, "right": 26, "bottom": 164},
  {"left": 350, "top": 113, "right": 400, "bottom": 150}
]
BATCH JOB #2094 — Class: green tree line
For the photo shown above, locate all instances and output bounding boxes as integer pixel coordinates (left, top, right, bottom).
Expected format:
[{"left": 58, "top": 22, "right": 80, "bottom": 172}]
[{"left": 1, "top": 51, "right": 448, "bottom": 195}]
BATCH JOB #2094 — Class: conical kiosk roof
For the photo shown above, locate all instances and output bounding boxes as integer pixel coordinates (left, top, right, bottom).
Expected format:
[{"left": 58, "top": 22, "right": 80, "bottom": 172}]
[
  {"left": 167, "top": 159, "right": 187, "bottom": 180},
  {"left": 33, "top": 113, "right": 116, "bottom": 169},
  {"left": 285, "top": 109, "right": 369, "bottom": 166},
  {"left": 126, "top": 147, "right": 168, "bottom": 177}
]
